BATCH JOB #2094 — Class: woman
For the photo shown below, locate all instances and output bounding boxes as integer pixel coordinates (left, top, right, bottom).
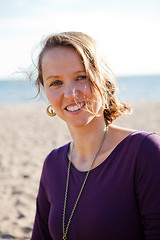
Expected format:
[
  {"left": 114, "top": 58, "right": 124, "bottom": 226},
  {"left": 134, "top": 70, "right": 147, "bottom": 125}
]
[{"left": 30, "top": 32, "right": 160, "bottom": 240}]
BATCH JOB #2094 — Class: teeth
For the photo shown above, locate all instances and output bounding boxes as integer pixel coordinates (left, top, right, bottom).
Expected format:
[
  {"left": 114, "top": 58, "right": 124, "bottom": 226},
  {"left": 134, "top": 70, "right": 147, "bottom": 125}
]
[{"left": 66, "top": 103, "right": 84, "bottom": 112}]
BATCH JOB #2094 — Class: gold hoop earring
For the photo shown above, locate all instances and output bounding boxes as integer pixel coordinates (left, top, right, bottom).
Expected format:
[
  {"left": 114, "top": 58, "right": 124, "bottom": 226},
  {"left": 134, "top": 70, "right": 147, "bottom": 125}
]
[{"left": 46, "top": 105, "right": 56, "bottom": 117}]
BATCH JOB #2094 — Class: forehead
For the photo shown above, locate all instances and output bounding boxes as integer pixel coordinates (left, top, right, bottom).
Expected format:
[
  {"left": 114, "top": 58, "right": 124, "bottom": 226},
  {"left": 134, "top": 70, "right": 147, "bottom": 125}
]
[
  {"left": 42, "top": 46, "right": 83, "bottom": 68},
  {"left": 41, "top": 47, "right": 86, "bottom": 80}
]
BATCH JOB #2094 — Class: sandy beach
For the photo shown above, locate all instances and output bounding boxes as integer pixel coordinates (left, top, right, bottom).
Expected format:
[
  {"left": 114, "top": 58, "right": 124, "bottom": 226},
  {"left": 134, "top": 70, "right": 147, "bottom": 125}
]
[{"left": 0, "top": 101, "right": 160, "bottom": 239}]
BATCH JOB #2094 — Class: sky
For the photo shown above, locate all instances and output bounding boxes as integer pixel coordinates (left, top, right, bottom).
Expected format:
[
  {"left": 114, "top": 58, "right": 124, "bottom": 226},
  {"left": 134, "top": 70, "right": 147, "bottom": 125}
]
[{"left": 0, "top": 0, "right": 160, "bottom": 80}]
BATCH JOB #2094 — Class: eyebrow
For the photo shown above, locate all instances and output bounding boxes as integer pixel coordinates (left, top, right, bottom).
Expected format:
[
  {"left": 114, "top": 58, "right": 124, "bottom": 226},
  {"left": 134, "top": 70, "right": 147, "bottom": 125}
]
[
  {"left": 46, "top": 71, "right": 86, "bottom": 81},
  {"left": 46, "top": 76, "right": 60, "bottom": 81}
]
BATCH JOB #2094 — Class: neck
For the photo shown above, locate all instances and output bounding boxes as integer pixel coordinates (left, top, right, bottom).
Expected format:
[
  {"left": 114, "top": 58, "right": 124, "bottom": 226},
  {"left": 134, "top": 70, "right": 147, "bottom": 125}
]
[{"left": 67, "top": 117, "right": 107, "bottom": 162}]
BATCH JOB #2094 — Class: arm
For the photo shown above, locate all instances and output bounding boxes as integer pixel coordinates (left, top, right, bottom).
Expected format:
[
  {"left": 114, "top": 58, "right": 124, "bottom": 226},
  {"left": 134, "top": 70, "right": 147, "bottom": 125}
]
[
  {"left": 135, "top": 133, "right": 160, "bottom": 240},
  {"left": 30, "top": 164, "right": 52, "bottom": 239}
]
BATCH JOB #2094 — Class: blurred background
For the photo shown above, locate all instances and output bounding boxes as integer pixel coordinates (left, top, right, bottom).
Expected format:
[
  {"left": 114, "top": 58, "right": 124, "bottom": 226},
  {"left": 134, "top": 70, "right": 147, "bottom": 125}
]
[
  {"left": 0, "top": 0, "right": 160, "bottom": 103},
  {"left": 0, "top": 0, "right": 160, "bottom": 239}
]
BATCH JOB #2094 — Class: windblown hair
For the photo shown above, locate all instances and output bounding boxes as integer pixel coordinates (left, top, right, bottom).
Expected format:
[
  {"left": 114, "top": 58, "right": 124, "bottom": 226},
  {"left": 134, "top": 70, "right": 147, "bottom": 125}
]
[{"left": 35, "top": 31, "right": 131, "bottom": 124}]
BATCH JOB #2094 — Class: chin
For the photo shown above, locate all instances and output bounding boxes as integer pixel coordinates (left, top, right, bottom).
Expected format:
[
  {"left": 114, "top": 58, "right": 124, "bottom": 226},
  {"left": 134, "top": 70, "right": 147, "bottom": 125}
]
[{"left": 66, "top": 115, "right": 97, "bottom": 129}]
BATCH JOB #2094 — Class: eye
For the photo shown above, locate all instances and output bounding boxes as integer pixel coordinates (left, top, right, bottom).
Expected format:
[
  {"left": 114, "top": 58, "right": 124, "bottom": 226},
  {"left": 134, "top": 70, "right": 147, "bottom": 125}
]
[
  {"left": 50, "top": 80, "right": 63, "bottom": 87},
  {"left": 76, "top": 75, "right": 87, "bottom": 81}
]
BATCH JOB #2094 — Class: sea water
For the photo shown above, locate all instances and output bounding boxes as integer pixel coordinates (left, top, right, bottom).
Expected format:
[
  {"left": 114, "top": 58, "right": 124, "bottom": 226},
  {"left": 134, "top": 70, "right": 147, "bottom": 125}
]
[
  {"left": 0, "top": 75, "right": 160, "bottom": 104},
  {"left": 117, "top": 75, "right": 160, "bottom": 101}
]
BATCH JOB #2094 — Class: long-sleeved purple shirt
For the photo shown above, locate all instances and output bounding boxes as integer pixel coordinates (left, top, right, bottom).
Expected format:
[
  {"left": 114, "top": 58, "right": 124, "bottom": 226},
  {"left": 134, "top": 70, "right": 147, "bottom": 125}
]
[{"left": 31, "top": 131, "right": 160, "bottom": 240}]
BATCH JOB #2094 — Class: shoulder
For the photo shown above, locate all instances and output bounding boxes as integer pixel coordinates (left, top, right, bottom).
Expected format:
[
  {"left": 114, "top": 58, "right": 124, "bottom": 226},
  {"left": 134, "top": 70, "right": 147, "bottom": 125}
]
[
  {"left": 39, "top": 142, "right": 70, "bottom": 185},
  {"left": 108, "top": 125, "right": 158, "bottom": 151},
  {"left": 129, "top": 130, "right": 160, "bottom": 143},
  {"left": 134, "top": 133, "right": 160, "bottom": 201},
  {"left": 112, "top": 124, "right": 159, "bottom": 142},
  {"left": 43, "top": 142, "right": 70, "bottom": 171},
  {"left": 124, "top": 130, "right": 160, "bottom": 154},
  {"left": 135, "top": 131, "right": 160, "bottom": 160},
  {"left": 131, "top": 131, "right": 160, "bottom": 180},
  {"left": 109, "top": 125, "right": 160, "bottom": 161},
  {"left": 46, "top": 142, "right": 70, "bottom": 159}
]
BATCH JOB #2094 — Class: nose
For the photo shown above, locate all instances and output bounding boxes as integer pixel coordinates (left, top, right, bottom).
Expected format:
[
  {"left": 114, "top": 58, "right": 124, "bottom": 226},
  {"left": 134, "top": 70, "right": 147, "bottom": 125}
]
[{"left": 64, "top": 82, "right": 78, "bottom": 100}]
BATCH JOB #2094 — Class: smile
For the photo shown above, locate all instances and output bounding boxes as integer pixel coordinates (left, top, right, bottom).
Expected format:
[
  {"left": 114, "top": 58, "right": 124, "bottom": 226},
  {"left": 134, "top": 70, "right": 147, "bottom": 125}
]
[{"left": 65, "top": 102, "right": 85, "bottom": 112}]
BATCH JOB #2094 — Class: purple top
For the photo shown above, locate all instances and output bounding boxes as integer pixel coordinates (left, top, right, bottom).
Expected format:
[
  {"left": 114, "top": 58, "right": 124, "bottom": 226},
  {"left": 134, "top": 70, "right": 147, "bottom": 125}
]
[{"left": 31, "top": 131, "right": 160, "bottom": 240}]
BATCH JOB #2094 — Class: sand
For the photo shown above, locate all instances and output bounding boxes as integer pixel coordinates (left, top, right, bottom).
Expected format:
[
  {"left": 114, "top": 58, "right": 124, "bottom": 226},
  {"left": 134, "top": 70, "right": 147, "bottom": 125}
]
[{"left": 0, "top": 101, "right": 160, "bottom": 239}]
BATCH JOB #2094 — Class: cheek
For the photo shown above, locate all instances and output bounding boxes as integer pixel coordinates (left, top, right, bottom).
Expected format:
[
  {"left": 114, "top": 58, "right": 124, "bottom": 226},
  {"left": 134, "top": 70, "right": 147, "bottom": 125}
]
[
  {"left": 91, "top": 90, "right": 103, "bottom": 111},
  {"left": 79, "top": 82, "right": 92, "bottom": 98},
  {"left": 45, "top": 88, "right": 60, "bottom": 105},
  {"left": 82, "top": 83, "right": 101, "bottom": 102}
]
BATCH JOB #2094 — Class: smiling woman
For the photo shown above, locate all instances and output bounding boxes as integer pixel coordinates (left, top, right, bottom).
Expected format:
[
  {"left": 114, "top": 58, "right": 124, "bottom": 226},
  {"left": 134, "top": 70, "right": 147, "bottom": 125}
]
[
  {"left": 30, "top": 31, "right": 160, "bottom": 240},
  {"left": 42, "top": 46, "right": 104, "bottom": 129},
  {"left": 35, "top": 32, "right": 131, "bottom": 125}
]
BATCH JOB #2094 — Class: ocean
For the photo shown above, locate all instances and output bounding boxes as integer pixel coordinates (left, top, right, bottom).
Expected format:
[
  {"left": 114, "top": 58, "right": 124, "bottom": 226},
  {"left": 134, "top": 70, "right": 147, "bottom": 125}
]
[{"left": 0, "top": 75, "right": 160, "bottom": 104}]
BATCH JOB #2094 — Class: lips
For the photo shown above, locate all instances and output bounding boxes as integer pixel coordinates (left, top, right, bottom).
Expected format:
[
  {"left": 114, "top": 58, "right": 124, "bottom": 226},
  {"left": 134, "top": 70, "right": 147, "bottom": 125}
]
[{"left": 65, "top": 102, "right": 85, "bottom": 112}]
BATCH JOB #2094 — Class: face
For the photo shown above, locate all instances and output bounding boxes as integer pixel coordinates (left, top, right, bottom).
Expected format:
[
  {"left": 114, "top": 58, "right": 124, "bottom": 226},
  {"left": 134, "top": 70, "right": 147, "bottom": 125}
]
[{"left": 42, "top": 46, "right": 103, "bottom": 129}]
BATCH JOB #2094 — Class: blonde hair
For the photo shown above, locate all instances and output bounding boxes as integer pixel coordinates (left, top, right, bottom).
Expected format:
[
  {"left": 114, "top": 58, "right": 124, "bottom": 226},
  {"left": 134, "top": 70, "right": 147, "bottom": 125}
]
[{"left": 35, "top": 31, "right": 131, "bottom": 124}]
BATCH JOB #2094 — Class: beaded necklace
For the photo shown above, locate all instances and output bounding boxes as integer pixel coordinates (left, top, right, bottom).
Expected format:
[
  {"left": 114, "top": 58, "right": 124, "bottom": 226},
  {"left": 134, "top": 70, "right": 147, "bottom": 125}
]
[{"left": 62, "top": 126, "right": 108, "bottom": 240}]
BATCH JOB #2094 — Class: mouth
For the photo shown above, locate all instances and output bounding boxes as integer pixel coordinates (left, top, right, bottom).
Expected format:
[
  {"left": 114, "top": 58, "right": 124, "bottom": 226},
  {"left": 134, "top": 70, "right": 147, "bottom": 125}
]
[{"left": 65, "top": 102, "right": 85, "bottom": 112}]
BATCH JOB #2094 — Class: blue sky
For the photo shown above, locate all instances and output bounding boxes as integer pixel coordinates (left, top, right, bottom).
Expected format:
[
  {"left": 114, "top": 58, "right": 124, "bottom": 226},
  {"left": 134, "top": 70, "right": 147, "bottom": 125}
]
[{"left": 0, "top": 0, "right": 160, "bottom": 79}]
